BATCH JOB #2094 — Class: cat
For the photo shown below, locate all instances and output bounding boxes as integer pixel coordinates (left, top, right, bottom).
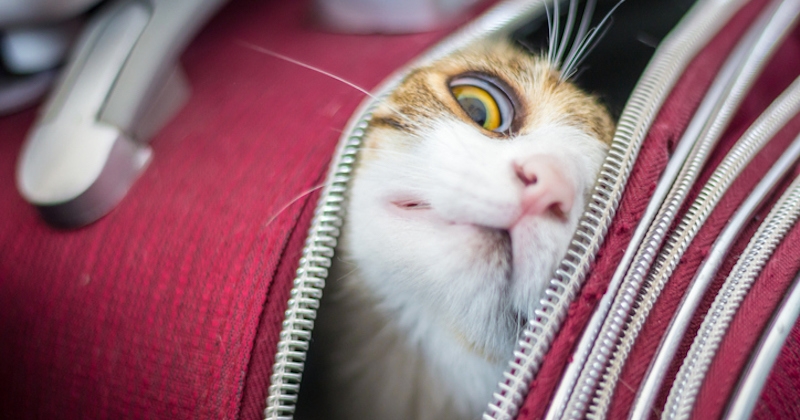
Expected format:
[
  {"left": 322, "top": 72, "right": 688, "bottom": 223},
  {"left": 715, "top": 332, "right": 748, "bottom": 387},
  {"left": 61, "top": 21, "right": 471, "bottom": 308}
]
[
  {"left": 271, "top": 0, "right": 622, "bottom": 417},
  {"left": 306, "top": 31, "right": 616, "bottom": 419}
]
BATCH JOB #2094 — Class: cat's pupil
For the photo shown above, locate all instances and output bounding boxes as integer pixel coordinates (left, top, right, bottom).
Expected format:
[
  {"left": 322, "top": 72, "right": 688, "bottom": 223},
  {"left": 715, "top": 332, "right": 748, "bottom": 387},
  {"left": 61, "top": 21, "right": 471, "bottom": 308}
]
[
  {"left": 459, "top": 97, "right": 488, "bottom": 126},
  {"left": 449, "top": 80, "right": 508, "bottom": 132}
]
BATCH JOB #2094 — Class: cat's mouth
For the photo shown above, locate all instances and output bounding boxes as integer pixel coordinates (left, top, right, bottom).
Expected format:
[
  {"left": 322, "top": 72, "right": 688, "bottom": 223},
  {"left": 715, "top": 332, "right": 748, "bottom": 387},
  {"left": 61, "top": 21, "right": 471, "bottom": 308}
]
[
  {"left": 390, "top": 200, "right": 531, "bottom": 338},
  {"left": 391, "top": 199, "right": 432, "bottom": 210}
]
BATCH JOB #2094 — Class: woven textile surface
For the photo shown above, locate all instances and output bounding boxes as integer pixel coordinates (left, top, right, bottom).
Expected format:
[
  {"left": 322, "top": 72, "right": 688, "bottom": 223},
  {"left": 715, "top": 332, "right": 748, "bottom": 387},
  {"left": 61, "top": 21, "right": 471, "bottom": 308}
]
[{"left": 0, "top": 0, "right": 461, "bottom": 418}]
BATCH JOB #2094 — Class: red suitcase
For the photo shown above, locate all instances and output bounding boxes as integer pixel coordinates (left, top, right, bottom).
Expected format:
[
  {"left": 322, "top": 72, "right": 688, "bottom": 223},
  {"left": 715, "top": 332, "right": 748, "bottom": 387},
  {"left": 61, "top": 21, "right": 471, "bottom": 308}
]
[{"left": 3, "top": 0, "right": 800, "bottom": 419}]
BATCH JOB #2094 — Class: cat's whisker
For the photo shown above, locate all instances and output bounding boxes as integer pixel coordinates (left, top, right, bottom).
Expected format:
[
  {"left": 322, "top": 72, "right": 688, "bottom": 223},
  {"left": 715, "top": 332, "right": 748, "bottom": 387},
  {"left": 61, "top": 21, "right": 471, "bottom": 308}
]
[
  {"left": 236, "top": 40, "right": 419, "bottom": 128},
  {"left": 237, "top": 40, "right": 372, "bottom": 96},
  {"left": 572, "top": 0, "right": 597, "bottom": 55},
  {"left": 264, "top": 182, "right": 326, "bottom": 228},
  {"left": 545, "top": 0, "right": 621, "bottom": 81},
  {"left": 555, "top": 0, "right": 579, "bottom": 68},
  {"left": 312, "top": 30, "right": 616, "bottom": 417},
  {"left": 545, "top": 0, "right": 559, "bottom": 66},
  {"left": 335, "top": 266, "right": 361, "bottom": 282},
  {"left": 561, "top": 0, "right": 623, "bottom": 80},
  {"left": 562, "top": 17, "right": 612, "bottom": 80}
]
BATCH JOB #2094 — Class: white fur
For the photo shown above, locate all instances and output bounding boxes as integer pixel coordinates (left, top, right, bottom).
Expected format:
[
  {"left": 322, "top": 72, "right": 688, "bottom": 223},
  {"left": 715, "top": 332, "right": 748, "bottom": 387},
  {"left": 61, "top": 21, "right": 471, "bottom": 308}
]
[{"left": 317, "top": 115, "right": 608, "bottom": 419}]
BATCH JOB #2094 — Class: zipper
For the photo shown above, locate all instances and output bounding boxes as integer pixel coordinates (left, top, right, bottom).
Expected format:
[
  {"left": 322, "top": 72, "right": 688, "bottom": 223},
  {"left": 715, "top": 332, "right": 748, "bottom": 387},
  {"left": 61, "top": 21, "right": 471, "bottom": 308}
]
[
  {"left": 264, "top": 0, "right": 794, "bottom": 418},
  {"left": 544, "top": 0, "right": 755, "bottom": 416},
  {"left": 723, "top": 264, "right": 800, "bottom": 419},
  {"left": 595, "top": 74, "right": 800, "bottom": 420},
  {"left": 584, "top": 9, "right": 800, "bottom": 415},
  {"left": 484, "top": 0, "right": 754, "bottom": 418},
  {"left": 263, "top": 105, "right": 374, "bottom": 420},
  {"left": 263, "top": 1, "right": 551, "bottom": 418},
  {"left": 663, "top": 158, "right": 800, "bottom": 420},
  {"left": 629, "top": 79, "right": 800, "bottom": 419},
  {"left": 550, "top": 0, "right": 798, "bottom": 418}
]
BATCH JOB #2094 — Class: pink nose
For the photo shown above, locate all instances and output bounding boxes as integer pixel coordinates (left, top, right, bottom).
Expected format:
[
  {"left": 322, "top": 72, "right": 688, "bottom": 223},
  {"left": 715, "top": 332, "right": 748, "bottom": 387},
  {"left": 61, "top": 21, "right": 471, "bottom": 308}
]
[{"left": 514, "top": 156, "right": 575, "bottom": 218}]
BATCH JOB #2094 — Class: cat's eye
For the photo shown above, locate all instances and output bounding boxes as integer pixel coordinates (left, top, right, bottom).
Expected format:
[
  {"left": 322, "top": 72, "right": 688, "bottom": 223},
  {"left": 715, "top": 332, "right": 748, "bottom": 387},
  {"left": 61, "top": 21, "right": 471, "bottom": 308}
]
[{"left": 450, "top": 76, "right": 514, "bottom": 133}]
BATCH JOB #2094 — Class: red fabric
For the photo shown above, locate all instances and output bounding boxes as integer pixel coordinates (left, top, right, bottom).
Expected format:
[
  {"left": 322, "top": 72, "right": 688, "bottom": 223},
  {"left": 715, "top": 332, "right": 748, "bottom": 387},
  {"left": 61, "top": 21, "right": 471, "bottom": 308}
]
[
  {"left": 753, "top": 314, "right": 800, "bottom": 419},
  {"left": 0, "top": 0, "right": 461, "bottom": 418},
  {"left": 692, "top": 166, "right": 800, "bottom": 419},
  {"left": 514, "top": 1, "right": 769, "bottom": 418},
  {"left": 608, "top": 26, "right": 800, "bottom": 419}
]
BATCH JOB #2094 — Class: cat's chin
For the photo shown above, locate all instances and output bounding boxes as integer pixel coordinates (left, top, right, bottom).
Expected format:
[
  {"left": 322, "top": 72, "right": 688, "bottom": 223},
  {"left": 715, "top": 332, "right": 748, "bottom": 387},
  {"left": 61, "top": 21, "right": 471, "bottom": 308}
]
[
  {"left": 384, "top": 197, "right": 576, "bottom": 295},
  {"left": 387, "top": 201, "right": 572, "bottom": 342}
]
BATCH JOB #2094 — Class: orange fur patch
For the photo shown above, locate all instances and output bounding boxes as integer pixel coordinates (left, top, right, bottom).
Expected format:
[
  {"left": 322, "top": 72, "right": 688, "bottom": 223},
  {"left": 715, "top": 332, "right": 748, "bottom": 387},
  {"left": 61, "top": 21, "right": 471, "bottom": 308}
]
[{"left": 363, "top": 38, "right": 615, "bottom": 157}]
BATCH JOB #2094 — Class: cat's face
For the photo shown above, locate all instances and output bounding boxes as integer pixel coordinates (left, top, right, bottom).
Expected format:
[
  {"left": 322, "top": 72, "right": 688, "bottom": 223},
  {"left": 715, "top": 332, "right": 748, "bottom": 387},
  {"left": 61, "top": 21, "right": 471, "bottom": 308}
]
[{"left": 343, "top": 41, "right": 614, "bottom": 362}]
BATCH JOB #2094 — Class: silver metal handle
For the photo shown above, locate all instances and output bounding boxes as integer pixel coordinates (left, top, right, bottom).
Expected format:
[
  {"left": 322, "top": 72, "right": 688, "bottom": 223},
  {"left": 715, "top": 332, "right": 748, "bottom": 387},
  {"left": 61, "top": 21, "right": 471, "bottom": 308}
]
[{"left": 16, "top": 0, "right": 226, "bottom": 227}]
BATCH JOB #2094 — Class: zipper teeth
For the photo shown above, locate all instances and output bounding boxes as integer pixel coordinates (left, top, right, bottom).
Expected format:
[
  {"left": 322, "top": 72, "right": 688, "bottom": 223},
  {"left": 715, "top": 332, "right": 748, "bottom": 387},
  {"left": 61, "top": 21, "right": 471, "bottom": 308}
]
[
  {"left": 544, "top": 4, "right": 752, "bottom": 416},
  {"left": 590, "top": 71, "right": 800, "bottom": 419},
  {"left": 663, "top": 172, "right": 800, "bottom": 420},
  {"left": 560, "top": 4, "right": 755, "bottom": 419},
  {"left": 263, "top": 1, "right": 549, "bottom": 419},
  {"left": 561, "top": 1, "right": 800, "bottom": 417},
  {"left": 484, "top": 1, "right": 749, "bottom": 418},
  {"left": 724, "top": 262, "right": 800, "bottom": 419},
  {"left": 264, "top": 110, "right": 375, "bottom": 420},
  {"left": 629, "top": 123, "right": 800, "bottom": 420}
]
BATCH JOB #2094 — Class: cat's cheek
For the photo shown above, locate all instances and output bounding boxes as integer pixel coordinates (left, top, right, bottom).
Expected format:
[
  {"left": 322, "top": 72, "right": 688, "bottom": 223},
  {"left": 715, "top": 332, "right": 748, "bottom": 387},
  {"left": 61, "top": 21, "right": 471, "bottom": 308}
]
[{"left": 508, "top": 216, "right": 578, "bottom": 311}]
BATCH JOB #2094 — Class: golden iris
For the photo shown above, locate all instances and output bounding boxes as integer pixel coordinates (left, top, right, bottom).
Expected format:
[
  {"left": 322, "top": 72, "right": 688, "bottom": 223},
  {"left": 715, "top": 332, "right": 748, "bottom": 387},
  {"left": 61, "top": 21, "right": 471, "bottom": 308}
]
[{"left": 451, "top": 85, "right": 502, "bottom": 131}]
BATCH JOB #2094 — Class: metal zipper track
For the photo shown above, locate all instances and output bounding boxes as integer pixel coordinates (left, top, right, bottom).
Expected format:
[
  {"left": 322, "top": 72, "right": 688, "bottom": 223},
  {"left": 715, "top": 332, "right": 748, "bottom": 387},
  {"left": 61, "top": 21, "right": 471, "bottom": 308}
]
[
  {"left": 263, "top": 105, "right": 372, "bottom": 420},
  {"left": 544, "top": 1, "right": 754, "bottom": 416},
  {"left": 723, "top": 269, "right": 800, "bottom": 420},
  {"left": 631, "top": 93, "right": 800, "bottom": 420},
  {"left": 592, "top": 67, "right": 800, "bottom": 420},
  {"left": 487, "top": 1, "right": 752, "bottom": 418},
  {"left": 555, "top": 1, "right": 798, "bottom": 418},
  {"left": 663, "top": 164, "right": 800, "bottom": 420},
  {"left": 263, "top": 1, "right": 550, "bottom": 419}
]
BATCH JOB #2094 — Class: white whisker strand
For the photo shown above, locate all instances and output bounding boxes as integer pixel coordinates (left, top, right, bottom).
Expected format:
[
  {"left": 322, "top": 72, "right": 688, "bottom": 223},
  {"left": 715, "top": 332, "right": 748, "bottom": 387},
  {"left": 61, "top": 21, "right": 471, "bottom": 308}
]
[
  {"left": 545, "top": 1, "right": 555, "bottom": 65},
  {"left": 238, "top": 40, "right": 372, "bottom": 96},
  {"left": 236, "top": 40, "right": 419, "bottom": 127},
  {"left": 570, "top": 65, "right": 589, "bottom": 81},
  {"left": 561, "top": 0, "right": 623, "bottom": 80},
  {"left": 571, "top": 0, "right": 598, "bottom": 60},
  {"left": 553, "top": 0, "right": 561, "bottom": 66},
  {"left": 335, "top": 266, "right": 361, "bottom": 282},
  {"left": 546, "top": 1, "right": 552, "bottom": 62},
  {"left": 561, "top": 15, "right": 614, "bottom": 80},
  {"left": 264, "top": 183, "right": 326, "bottom": 227},
  {"left": 516, "top": 37, "right": 538, "bottom": 56},
  {"left": 555, "top": 0, "right": 579, "bottom": 68},
  {"left": 566, "top": 23, "right": 611, "bottom": 79}
]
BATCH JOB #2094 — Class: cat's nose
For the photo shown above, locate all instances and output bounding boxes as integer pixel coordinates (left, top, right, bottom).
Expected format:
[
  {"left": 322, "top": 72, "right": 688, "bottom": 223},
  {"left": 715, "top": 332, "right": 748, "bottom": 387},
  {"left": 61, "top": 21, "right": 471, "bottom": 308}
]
[{"left": 514, "top": 157, "right": 575, "bottom": 219}]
